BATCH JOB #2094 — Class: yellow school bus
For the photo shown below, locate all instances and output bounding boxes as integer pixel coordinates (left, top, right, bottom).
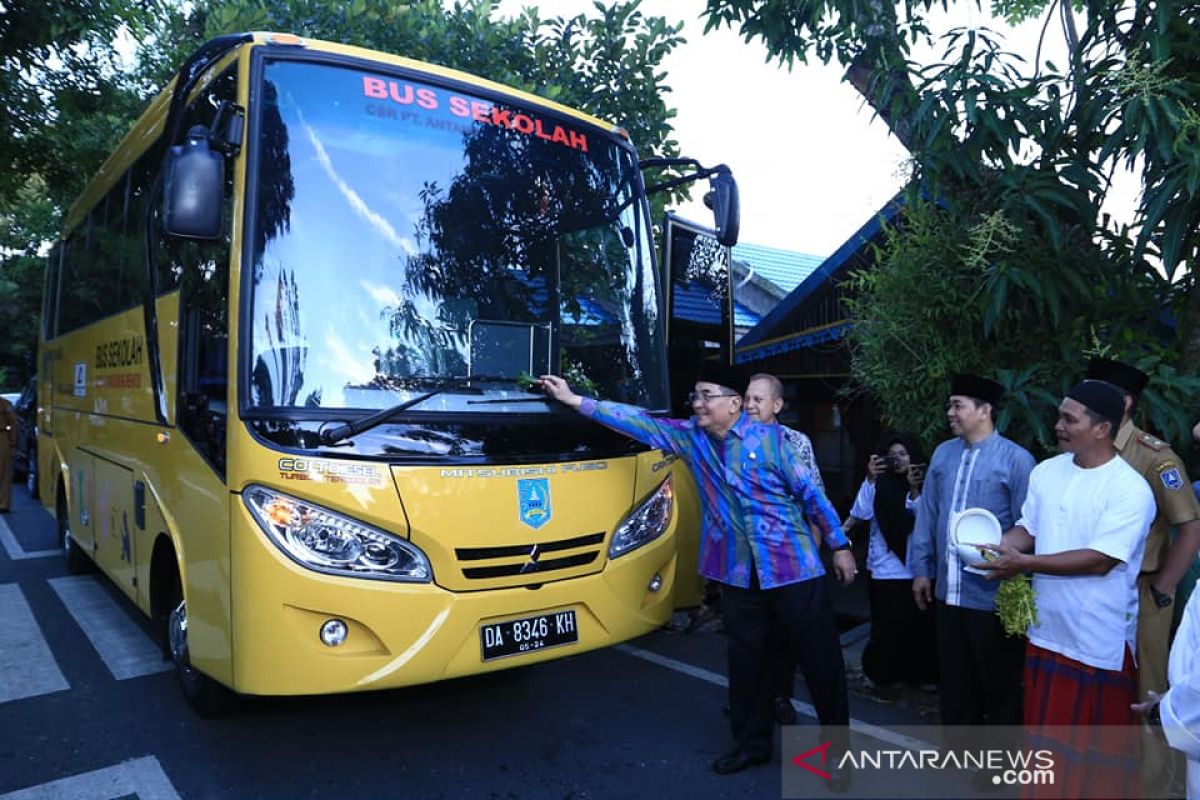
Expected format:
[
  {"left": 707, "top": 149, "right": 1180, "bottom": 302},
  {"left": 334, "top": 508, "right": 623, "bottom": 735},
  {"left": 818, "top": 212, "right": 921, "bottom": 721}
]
[{"left": 34, "top": 32, "right": 737, "bottom": 714}]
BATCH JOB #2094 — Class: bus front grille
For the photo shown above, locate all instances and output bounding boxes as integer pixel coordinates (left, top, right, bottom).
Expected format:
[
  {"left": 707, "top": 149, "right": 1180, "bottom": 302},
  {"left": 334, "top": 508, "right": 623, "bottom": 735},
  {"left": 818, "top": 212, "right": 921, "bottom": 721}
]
[{"left": 455, "top": 532, "right": 605, "bottom": 580}]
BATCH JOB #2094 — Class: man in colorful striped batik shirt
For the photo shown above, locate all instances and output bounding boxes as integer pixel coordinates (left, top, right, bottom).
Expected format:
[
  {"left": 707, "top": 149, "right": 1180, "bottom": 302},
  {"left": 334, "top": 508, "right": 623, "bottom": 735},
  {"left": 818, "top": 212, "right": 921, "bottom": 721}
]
[{"left": 539, "top": 363, "right": 855, "bottom": 790}]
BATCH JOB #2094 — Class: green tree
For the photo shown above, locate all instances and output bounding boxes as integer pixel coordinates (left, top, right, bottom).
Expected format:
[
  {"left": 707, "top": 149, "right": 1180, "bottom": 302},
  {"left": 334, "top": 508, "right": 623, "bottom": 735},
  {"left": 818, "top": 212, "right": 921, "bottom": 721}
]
[
  {"left": 0, "top": 0, "right": 162, "bottom": 386},
  {"left": 703, "top": 0, "right": 1200, "bottom": 454},
  {"left": 0, "top": 0, "right": 162, "bottom": 206}
]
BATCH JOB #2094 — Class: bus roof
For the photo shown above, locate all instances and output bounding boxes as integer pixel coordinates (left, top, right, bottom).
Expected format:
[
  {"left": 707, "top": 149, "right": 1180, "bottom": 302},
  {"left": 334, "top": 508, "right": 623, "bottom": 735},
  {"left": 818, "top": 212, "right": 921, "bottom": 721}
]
[{"left": 65, "top": 31, "right": 628, "bottom": 234}]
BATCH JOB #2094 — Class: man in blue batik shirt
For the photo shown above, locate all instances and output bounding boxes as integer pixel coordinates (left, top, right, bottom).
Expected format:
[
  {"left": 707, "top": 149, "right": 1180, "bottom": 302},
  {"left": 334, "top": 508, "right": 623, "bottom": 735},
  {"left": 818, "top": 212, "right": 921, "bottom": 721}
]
[{"left": 539, "top": 362, "right": 856, "bottom": 789}]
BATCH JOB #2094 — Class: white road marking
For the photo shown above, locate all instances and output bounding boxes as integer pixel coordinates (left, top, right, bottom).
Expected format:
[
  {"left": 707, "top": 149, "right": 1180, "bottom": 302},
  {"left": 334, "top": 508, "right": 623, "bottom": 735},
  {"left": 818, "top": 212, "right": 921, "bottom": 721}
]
[
  {"left": 47, "top": 576, "right": 170, "bottom": 681},
  {"left": 0, "top": 584, "right": 70, "bottom": 704},
  {"left": 615, "top": 643, "right": 938, "bottom": 752},
  {"left": 0, "top": 517, "right": 58, "bottom": 560},
  {"left": 0, "top": 755, "right": 182, "bottom": 800}
]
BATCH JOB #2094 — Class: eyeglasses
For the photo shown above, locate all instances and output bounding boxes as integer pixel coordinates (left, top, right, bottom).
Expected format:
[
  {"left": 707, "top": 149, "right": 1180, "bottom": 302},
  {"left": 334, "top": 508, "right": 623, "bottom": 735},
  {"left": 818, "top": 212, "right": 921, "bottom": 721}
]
[{"left": 687, "top": 390, "right": 739, "bottom": 404}]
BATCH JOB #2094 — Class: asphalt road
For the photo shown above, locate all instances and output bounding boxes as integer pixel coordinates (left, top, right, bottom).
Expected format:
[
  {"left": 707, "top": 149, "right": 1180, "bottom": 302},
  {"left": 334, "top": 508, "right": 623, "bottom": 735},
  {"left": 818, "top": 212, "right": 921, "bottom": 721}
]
[{"left": 0, "top": 487, "right": 929, "bottom": 800}]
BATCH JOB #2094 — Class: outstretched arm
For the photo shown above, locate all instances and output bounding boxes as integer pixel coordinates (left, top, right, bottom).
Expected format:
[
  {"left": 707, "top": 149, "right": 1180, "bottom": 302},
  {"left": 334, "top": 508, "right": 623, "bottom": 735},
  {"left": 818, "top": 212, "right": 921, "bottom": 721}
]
[
  {"left": 539, "top": 375, "right": 583, "bottom": 410},
  {"left": 539, "top": 374, "right": 690, "bottom": 455}
]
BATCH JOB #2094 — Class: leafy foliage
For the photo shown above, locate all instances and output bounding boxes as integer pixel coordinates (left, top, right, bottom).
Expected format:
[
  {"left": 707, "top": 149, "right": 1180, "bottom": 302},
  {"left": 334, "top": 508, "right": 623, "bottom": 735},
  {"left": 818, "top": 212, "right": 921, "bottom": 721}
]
[
  {"left": 0, "top": 0, "right": 162, "bottom": 207},
  {"left": 0, "top": 0, "right": 163, "bottom": 387},
  {"left": 703, "top": 0, "right": 1200, "bottom": 458},
  {"left": 995, "top": 573, "right": 1038, "bottom": 637}
]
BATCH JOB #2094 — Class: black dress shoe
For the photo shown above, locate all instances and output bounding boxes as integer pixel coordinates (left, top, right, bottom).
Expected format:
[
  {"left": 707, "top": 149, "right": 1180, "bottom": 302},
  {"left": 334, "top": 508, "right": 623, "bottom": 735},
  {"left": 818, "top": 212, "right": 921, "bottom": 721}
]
[
  {"left": 827, "top": 764, "right": 852, "bottom": 793},
  {"left": 773, "top": 697, "right": 798, "bottom": 725},
  {"left": 712, "top": 748, "right": 771, "bottom": 775}
]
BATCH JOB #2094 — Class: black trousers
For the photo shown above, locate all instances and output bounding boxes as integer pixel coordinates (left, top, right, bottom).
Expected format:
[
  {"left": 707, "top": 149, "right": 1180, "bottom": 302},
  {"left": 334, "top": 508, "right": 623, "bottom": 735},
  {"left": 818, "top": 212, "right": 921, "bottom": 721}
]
[
  {"left": 765, "top": 631, "right": 796, "bottom": 699},
  {"left": 935, "top": 601, "right": 1024, "bottom": 728},
  {"left": 862, "top": 577, "right": 938, "bottom": 687},
  {"left": 720, "top": 576, "right": 850, "bottom": 757}
]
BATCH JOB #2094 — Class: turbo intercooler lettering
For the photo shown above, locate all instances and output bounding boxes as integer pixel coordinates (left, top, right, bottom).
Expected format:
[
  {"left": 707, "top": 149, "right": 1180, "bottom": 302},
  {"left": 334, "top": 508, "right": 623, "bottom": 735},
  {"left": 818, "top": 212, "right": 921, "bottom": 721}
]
[{"left": 277, "top": 458, "right": 384, "bottom": 486}]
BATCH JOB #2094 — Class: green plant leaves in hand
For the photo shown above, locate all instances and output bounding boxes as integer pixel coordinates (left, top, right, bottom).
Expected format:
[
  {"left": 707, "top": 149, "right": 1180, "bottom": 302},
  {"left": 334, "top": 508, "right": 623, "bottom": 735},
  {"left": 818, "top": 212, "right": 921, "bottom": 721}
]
[{"left": 994, "top": 573, "right": 1037, "bottom": 637}]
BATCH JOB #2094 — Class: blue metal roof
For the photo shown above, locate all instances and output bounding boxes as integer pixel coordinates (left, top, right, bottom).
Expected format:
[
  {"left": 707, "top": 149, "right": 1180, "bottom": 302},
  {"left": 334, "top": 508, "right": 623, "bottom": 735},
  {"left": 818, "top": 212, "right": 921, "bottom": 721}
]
[
  {"left": 731, "top": 242, "right": 824, "bottom": 296},
  {"left": 735, "top": 193, "right": 907, "bottom": 359},
  {"left": 672, "top": 281, "right": 760, "bottom": 328},
  {"left": 735, "top": 322, "right": 853, "bottom": 363},
  {"left": 562, "top": 296, "right": 612, "bottom": 326}
]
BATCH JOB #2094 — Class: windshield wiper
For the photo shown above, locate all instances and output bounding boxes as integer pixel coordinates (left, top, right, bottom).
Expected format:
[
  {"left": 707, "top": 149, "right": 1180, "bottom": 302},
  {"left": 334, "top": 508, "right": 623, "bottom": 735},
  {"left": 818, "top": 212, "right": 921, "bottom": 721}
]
[
  {"left": 318, "top": 375, "right": 522, "bottom": 445},
  {"left": 466, "top": 396, "right": 551, "bottom": 405}
]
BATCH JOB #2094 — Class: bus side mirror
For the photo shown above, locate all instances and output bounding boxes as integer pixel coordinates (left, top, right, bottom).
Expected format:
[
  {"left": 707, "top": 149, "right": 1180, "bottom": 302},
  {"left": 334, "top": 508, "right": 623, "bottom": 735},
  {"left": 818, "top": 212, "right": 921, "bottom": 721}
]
[
  {"left": 704, "top": 168, "right": 740, "bottom": 247},
  {"left": 162, "top": 125, "right": 223, "bottom": 240}
]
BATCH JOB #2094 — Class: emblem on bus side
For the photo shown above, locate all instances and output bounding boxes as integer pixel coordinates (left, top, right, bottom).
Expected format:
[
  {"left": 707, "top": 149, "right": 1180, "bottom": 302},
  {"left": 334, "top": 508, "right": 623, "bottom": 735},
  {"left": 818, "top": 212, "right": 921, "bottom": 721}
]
[{"left": 517, "top": 478, "right": 552, "bottom": 530}]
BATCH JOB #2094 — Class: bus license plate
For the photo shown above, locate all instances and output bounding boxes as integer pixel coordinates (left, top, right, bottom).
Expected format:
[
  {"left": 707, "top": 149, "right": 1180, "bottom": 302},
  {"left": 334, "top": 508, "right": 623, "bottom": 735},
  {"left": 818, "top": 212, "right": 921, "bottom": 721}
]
[{"left": 480, "top": 610, "right": 578, "bottom": 661}]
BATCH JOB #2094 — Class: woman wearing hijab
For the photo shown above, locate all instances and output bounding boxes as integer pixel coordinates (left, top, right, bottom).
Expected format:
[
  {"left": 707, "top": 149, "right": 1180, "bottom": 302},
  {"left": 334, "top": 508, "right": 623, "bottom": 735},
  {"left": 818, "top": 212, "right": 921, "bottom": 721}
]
[{"left": 845, "top": 433, "right": 938, "bottom": 690}]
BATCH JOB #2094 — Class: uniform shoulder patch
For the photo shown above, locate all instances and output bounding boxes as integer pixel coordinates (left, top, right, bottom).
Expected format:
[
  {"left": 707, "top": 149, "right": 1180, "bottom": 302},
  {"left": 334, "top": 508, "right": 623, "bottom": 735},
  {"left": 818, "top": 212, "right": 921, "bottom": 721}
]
[
  {"left": 1138, "top": 433, "right": 1168, "bottom": 452},
  {"left": 1158, "top": 467, "right": 1184, "bottom": 491}
]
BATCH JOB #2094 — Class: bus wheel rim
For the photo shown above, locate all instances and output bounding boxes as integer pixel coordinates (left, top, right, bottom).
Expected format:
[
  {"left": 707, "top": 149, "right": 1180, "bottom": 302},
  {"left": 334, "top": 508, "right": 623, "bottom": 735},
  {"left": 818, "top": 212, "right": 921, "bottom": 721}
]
[{"left": 168, "top": 600, "right": 197, "bottom": 678}]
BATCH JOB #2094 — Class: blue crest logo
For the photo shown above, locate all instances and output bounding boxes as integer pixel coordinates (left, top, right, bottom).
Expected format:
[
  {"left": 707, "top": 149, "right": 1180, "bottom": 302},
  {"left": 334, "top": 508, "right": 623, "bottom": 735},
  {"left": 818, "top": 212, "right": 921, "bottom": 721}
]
[
  {"left": 517, "top": 478, "right": 552, "bottom": 529},
  {"left": 1160, "top": 467, "right": 1184, "bottom": 491}
]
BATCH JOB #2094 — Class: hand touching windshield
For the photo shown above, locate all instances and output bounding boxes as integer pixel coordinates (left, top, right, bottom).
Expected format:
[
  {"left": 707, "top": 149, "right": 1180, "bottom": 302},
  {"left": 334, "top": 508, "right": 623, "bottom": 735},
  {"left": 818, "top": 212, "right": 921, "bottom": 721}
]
[{"left": 539, "top": 375, "right": 583, "bottom": 410}]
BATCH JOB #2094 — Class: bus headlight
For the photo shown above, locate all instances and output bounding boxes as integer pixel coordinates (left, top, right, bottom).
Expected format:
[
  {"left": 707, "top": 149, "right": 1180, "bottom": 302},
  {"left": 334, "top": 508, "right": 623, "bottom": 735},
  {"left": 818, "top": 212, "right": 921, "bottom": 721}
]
[
  {"left": 243, "top": 485, "right": 432, "bottom": 582},
  {"left": 609, "top": 476, "right": 674, "bottom": 559}
]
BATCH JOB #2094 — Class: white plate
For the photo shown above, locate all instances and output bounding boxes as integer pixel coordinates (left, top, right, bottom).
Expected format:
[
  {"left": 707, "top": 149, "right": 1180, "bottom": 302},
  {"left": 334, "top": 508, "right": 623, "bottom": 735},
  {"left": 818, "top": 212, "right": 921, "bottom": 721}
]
[{"left": 950, "top": 507, "right": 1002, "bottom": 571}]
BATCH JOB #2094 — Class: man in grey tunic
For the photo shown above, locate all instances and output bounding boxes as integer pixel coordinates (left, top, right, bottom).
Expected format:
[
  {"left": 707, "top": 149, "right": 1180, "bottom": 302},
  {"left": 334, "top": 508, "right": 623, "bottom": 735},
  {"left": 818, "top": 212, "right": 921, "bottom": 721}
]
[{"left": 910, "top": 374, "right": 1035, "bottom": 730}]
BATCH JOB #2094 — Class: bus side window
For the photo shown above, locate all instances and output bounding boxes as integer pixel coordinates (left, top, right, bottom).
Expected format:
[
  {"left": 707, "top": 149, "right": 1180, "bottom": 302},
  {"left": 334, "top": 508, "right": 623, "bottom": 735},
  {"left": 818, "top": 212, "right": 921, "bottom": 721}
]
[
  {"left": 43, "top": 243, "right": 62, "bottom": 339},
  {"left": 170, "top": 67, "right": 238, "bottom": 476},
  {"left": 58, "top": 228, "right": 106, "bottom": 334}
]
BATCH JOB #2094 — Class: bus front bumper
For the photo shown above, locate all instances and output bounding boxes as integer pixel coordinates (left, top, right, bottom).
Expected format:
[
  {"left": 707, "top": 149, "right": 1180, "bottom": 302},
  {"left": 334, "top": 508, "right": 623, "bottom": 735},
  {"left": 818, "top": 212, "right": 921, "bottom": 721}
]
[{"left": 226, "top": 506, "right": 679, "bottom": 696}]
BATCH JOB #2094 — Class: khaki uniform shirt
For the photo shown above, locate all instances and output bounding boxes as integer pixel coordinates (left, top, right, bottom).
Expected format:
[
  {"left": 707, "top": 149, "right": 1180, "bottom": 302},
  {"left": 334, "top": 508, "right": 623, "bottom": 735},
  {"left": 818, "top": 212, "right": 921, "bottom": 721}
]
[{"left": 1115, "top": 421, "right": 1200, "bottom": 573}]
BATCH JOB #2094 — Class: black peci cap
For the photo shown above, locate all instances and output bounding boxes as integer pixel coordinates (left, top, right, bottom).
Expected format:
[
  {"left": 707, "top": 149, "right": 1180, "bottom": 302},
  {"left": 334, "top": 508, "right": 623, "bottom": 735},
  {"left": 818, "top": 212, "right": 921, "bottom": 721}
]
[
  {"left": 1086, "top": 357, "right": 1149, "bottom": 397},
  {"left": 1067, "top": 380, "right": 1125, "bottom": 429},
  {"left": 695, "top": 361, "right": 746, "bottom": 394},
  {"left": 950, "top": 374, "right": 1005, "bottom": 406}
]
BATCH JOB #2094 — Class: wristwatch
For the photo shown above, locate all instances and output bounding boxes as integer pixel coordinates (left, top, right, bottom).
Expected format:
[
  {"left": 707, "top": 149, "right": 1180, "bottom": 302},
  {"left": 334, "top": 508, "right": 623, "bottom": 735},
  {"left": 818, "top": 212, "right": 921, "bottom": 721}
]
[{"left": 1149, "top": 584, "right": 1173, "bottom": 609}]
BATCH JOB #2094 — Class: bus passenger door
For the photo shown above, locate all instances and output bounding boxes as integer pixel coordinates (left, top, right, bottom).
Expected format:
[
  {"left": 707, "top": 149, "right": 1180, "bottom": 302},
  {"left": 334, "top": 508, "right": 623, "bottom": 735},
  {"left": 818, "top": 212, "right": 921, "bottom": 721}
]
[{"left": 92, "top": 458, "right": 137, "bottom": 600}]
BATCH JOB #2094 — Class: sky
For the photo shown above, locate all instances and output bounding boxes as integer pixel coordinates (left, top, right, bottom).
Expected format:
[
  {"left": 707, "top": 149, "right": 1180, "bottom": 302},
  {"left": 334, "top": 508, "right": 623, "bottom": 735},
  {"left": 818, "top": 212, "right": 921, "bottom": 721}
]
[{"left": 496, "top": 0, "right": 1131, "bottom": 260}]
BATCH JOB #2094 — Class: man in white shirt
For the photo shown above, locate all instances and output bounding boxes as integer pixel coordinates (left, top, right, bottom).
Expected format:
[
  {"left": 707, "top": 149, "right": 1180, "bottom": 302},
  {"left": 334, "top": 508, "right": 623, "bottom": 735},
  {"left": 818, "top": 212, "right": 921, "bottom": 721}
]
[{"left": 983, "top": 380, "right": 1155, "bottom": 797}]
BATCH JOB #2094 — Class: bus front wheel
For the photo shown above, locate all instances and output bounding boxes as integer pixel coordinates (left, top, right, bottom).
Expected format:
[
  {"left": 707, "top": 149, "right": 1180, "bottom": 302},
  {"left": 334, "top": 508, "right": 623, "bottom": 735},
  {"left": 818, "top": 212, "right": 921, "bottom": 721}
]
[{"left": 167, "top": 596, "right": 237, "bottom": 718}]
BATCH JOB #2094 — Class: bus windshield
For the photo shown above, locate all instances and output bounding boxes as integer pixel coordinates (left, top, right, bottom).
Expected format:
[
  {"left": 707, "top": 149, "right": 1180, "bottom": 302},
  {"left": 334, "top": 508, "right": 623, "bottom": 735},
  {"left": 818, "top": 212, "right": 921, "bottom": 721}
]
[{"left": 245, "top": 58, "right": 666, "bottom": 416}]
